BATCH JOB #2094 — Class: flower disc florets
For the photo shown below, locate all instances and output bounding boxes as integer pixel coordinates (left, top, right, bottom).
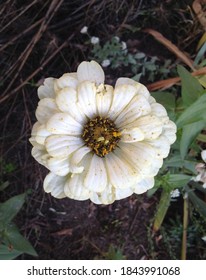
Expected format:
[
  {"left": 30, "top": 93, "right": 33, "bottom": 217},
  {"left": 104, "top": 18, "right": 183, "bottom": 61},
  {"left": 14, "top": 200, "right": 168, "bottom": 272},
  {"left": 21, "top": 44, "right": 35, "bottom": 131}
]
[
  {"left": 82, "top": 116, "right": 121, "bottom": 157},
  {"left": 30, "top": 60, "right": 177, "bottom": 204}
]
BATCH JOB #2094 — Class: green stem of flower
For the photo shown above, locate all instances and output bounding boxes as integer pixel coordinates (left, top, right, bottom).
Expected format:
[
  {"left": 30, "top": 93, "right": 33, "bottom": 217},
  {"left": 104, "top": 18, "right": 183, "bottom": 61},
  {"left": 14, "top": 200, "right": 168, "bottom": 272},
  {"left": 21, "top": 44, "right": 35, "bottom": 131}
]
[
  {"left": 153, "top": 188, "right": 171, "bottom": 232},
  {"left": 181, "top": 193, "right": 189, "bottom": 260}
]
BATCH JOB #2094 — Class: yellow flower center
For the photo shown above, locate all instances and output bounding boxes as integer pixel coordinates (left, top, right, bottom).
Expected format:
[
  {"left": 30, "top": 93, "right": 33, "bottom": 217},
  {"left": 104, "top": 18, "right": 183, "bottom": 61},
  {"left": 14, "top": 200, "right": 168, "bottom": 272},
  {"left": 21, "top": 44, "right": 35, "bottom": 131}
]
[{"left": 82, "top": 116, "right": 121, "bottom": 157}]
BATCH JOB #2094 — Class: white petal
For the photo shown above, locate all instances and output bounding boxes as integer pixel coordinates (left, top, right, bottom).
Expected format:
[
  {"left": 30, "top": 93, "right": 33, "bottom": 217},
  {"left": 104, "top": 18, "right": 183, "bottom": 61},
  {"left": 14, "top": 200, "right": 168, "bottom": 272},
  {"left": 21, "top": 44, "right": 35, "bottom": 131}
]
[
  {"left": 201, "top": 150, "right": 206, "bottom": 162},
  {"left": 130, "top": 115, "right": 163, "bottom": 140},
  {"left": 90, "top": 184, "right": 115, "bottom": 205},
  {"left": 133, "top": 177, "right": 155, "bottom": 194},
  {"left": 35, "top": 98, "right": 59, "bottom": 124},
  {"left": 105, "top": 151, "right": 138, "bottom": 189},
  {"left": 115, "top": 94, "right": 151, "bottom": 128},
  {"left": 47, "top": 157, "right": 70, "bottom": 176},
  {"left": 77, "top": 60, "right": 105, "bottom": 84},
  {"left": 70, "top": 146, "right": 91, "bottom": 172},
  {"left": 43, "top": 172, "right": 67, "bottom": 198},
  {"left": 96, "top": 84, "right": 113, "bottom": 117},
  {"left": 30, "top": 140, "right": 45, "bottom": 151},
  {"left": 37, "top": 78, "right": 55, "bottom": 99},
  {"left": 31, "top": 147, "right": 49, "bottom": 167},
  {"left": 55, "top": 87, "right": 86, "bottom": 123},
  {"left": 67, "top": 72, "right": 77, "bottom": 79},
  {"left": 115, "top": 78, "right": 150, "bottom": 100},
  {"left": 162, "top": 120, "right": 177, "bottom": 144},
  {"left": 45, "top": 135, "right": 83, "bottom": 157},
  {"left": 151, "top": 102, "right": 167, "bottom": 117},
  {"left": 148, "top": 96, "right": 156, "bottom": 104},
  {"left": 115, "top": 187, "right": 133, "bottom": 200},
  {"left": 55, "top": 87, "right": 77, "bottom": 111},
  {"left": 120, "top": 127, "right": 144, "bottom": 143},
  {"left": 145, "top": 135, "right": 171, "bottom": 158},
  {"left": 84, "top": 155, "right": 107, "bottom": 192},
  {"left": 29, "top": 136, "right": 44, "bottom": 150},
  {"left": 119, "top": 142, "right": 159, "bottom": 176},
  {"left": 77, "top": 81, "right": 97, "bottom": 118},
  {"left": 54, "top": 73, "right": 78, "bottom": 92},
  {"left": 35, "top": 124, "right": 51, "bottom": 145},
  {"left": 146, "top": 157, "right": 163, "bottom": 176},
  {"left": 46, "top": 113, "right": 82, "bottom": 135},
  {"left": 108, "top": 84, "right": 137, "bottom": 120},
  {"left": 30, "top": 122, "right": 45, "bottom": 149},
  {"left": 31, "top": 121, "right": 40, "bottom": 136},
  {"left": 64, "top": 173, "right": 90, "bottom": 200}
]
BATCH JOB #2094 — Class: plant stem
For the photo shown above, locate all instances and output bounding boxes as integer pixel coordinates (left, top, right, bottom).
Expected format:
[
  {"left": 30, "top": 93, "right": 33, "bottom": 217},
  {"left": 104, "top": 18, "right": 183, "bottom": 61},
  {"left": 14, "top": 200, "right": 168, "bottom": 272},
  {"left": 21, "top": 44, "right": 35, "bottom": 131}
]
[{"left": 181, "top": 193, "right": 189, "bottom": 260}]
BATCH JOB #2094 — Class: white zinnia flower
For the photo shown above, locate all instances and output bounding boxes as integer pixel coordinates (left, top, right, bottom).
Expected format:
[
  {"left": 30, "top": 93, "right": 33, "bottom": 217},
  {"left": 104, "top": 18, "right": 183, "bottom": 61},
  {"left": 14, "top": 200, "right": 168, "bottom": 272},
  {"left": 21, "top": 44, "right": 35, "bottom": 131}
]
[
  {"left": 101, "top": 59, "right": 110, "bottom": 67},
  {"left": 91, "top": 36, "right": 99, "bottom": 45},
  {"left": 80, "top": 26, "right": 88, "bottom": 34},
  {"left": 30, "top": 60, "right": 177, "bottom": 205},
  {"left": 194, "top": 150, "right": 206, "bottom": 188}
]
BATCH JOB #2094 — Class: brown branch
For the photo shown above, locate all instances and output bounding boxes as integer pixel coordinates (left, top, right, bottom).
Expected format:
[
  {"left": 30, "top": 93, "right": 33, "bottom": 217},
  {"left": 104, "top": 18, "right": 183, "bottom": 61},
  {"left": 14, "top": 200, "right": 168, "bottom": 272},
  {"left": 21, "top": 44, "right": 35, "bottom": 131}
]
[
  {"left": 0, "top": 0, "right": 14, "bottom": 17},
  {"left": 0, "top": 0, "right": 40, "bottom": 33},
  {"left": 2, "top": 0, "right": 64, "bottom": 96},
  {"left": 144, "top": 28, "right": 195, "bottom": 71},
  {"left": 0, "top": 33, "right": 74, "bottom": 105},
  {"left": 147, "top": 66, "right": 206, "bottom": 91},
  {"left": 0, "top": 18, "right": 43, "bottom": 52}
]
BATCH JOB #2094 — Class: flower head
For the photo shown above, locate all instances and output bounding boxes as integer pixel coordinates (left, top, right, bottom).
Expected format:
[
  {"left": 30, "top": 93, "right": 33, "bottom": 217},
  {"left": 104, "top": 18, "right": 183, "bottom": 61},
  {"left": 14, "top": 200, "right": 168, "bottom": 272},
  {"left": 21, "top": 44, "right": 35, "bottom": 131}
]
[
  {"left": 80, "top": 26, "right": 88, "bottom": 34},
  {"left": 91, "top": 36, "right": 99, "bottom": 45},
  {"left": 101, "top": 59, "right": 111, "bottom": 67},
  {"left": 30, "top": 60, "right": 177, "bottom": 204}
]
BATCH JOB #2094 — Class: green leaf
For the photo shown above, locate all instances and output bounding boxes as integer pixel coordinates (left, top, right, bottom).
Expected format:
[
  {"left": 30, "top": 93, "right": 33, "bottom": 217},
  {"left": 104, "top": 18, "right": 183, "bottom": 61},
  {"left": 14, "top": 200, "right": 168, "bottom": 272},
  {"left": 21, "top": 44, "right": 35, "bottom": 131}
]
[
  {"left": 4, "top": 223, "right": 38, "bottom": 257},
  {"left": 176, "top": 93, "right": 206, "bottom": 128},
  {"left": 164, "top": 154, "right": 184, "bottom": 168},
  {"left": 180, "top": 120, "right": 206, "bottom": 159},
  {"left": 194, "top": 41, "right": 206, "bottom": 66},
  {"left": 153, "top": 188, "right": 171, "bottom": 232},
  {"left": 0, "top": 193, "right": 26, "bottom": 227},
  {"left": 163, "top": 154, "right": 196, "bottom": 173},
  {"left": 190, "top": 181, "right": 206, "bottom": 195},
  {"left": 0, "top": 244, "right": 22, "bottom": 260},
  {"left": 168, "top": 174, "right": 191, "bottom": 188},
  {"left": 182, "top": 159, "right": 197, "bottom": 174},
  {"left": 197, "top": 75, "right": 206, "bottom": 88},
  {"left": 187, "top": 189, "right": 206, "bottom": 218},
  {"left": 177, "top": 65, "right": 203, "bottom": 107}
]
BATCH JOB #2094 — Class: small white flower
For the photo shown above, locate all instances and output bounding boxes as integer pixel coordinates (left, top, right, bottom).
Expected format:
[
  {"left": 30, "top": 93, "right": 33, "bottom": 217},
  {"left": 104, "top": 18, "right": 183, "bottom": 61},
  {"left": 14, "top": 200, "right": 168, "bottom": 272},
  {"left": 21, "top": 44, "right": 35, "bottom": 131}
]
[
  {"left": 30, "top": 60, "right": 177, "bottom": 205},
  {"left": 80, "top": 26, "right": 88, "bottom": 34},
  {"left": 170, "top": 189, "right": 180, "bottom": 198},
  {"left": 101, "top": 59, "right": 110, "bottom": 67},
  {"left": 91, "top": 36, "right": 99, "bottom": 45},
  {"left": 202, "top": 236, "right": 206, "bottom": 242},
  {"left": 121, "top": 41, "right": 127, "bottom": 50},
  {"left": 114, "top": 36, "right": 120, "bottom": 42},
  {"left": 194, "top": 150, "right": 206, "bottom": 188}
]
